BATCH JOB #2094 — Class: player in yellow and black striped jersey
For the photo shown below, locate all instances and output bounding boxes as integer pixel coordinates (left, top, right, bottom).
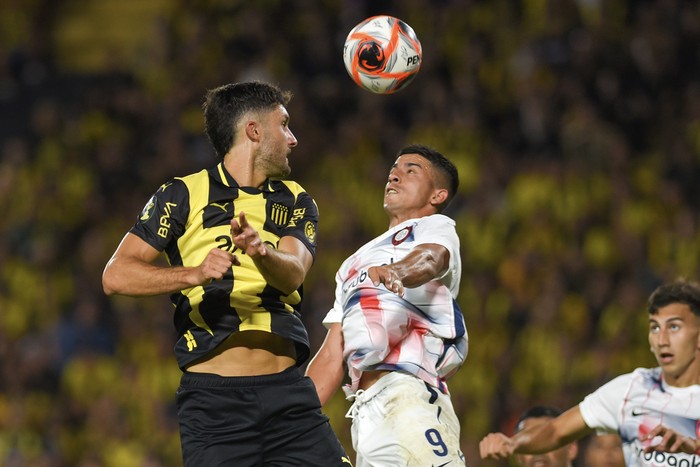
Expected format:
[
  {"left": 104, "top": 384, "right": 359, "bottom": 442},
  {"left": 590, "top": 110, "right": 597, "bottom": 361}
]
[
  {"left": 103, "top": 81, "right": 351, "bottom": 466},
  {"left": 130, "top": 163, "right": 318, "bottom": 371}
]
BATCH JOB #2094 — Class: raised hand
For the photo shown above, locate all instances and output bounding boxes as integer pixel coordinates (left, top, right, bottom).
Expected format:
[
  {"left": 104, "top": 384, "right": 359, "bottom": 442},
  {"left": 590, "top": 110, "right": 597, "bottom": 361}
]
[
  {"left": 197, "top": 247, "right": 239, "bottom": 283},
  {"left": 231, "top": 211, "right": 267, "bottom": 258}
]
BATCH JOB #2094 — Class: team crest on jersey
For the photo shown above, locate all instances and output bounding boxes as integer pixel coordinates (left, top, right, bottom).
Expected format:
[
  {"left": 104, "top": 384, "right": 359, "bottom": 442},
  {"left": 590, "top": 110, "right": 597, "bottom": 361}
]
[
  {"left": 392, "top": 226, "right": 412, "bottom": 245},
  {"left": 139, "top": 195, "right": 156, "bottom": 222},
  {"left": 305, "top": 221, "right": 316, "bottom": 243},
  {"left": 271, "top": 203, "right": 289, "bottom": 226}
]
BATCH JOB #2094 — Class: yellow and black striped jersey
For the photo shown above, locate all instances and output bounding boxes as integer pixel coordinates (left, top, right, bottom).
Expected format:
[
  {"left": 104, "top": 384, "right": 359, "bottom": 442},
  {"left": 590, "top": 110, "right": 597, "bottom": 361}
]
[{"left": 129, "top": 163, "right": 318, "bottom": 369}]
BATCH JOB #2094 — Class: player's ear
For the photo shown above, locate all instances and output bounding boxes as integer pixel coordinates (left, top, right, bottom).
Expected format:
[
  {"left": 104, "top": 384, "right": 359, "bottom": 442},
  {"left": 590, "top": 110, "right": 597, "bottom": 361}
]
[
  {"left": 430, "top": 188, "right": 448, "bottom": 207},
  {"left": 245, "top": 120, "right": 261, "bottom": 142}
]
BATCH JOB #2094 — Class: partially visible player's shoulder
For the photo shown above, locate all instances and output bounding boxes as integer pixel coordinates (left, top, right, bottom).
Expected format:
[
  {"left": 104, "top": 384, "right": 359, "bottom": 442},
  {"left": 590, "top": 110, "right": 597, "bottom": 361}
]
[
  {"left": 423, "top": 213, "right": 455, "bottom": 225},
  {"left": 275, "top": 179, "right": 308, "bottom": 196},
  {"left": 415, "top": 214, "right": 457, "bottom": 233},
  {"left": 618, "top": 367, "right": 663, "bottom": 391},
  {"left": 175, "top": 168, "right": 209, "bottom": 184}
]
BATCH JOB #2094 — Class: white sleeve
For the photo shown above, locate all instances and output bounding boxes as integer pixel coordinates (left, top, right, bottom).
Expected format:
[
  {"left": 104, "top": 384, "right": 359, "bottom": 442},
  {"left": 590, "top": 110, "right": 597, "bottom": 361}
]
[
  {"left": 579, "top": 373, "right": 632, "bottom": 432},
  {"left": 321, "top": 307, "right": 342, "bottom": 327},
  {"left": 321, "top": 270, "right": 344, "bottom": 327},
  {"left": 414, "top": 214, "right": 461, "bottom": 293}
]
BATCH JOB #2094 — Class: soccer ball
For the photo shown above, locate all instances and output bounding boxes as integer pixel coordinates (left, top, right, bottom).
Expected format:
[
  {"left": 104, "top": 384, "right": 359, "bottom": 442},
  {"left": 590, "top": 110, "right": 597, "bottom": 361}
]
[{"left": 342, "top": 15, "right": 422, "bottom": 94}]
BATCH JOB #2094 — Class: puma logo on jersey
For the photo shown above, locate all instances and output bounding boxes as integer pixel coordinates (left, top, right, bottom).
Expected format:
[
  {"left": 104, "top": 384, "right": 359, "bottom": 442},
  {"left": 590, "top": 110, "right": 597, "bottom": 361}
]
[
  {"left": 209, "top": 202, "right": 229, "bottom": 212},
  {"left": 203, "top": 201, "right": 234, "bottom": 228}
]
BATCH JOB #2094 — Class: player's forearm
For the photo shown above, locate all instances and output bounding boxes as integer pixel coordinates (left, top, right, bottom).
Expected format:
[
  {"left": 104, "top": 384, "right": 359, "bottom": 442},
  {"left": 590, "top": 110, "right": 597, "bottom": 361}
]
[
  {"left": 513, "top": 410, "right": 590, "bottom": 455},
  {"left": 390, "top": 245, "right": 447, "bottom": 288},
  {"left": 103, "top": 257, "right": 201, "bottom": 296},
  {"left": 253, "top": 248, "right": 306, "bottom": 295},
  {"left": 512, "top": 426, "right": 565, "bottom": 454}
]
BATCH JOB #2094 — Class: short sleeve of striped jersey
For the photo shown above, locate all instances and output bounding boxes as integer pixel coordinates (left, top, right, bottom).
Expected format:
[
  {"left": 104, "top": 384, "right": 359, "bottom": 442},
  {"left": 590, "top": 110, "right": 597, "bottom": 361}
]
[
  {"left": 281, "top": 190, "right": 319, "bottom": 258},
  {"left": 129, "top": 179, "right": 189, "bottom": 252}
]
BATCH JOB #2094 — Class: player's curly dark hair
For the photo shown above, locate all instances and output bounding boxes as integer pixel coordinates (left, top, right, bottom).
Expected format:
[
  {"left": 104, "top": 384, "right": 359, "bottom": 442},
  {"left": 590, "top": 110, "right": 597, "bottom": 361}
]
[
  {"left": 396, "top": 144, "right": 459, "bottom": 211},
  {"left": 648, "top": 278, "right": 700, "bottom": 317},
  {"left": 203, "top": 81, "right": 292, "bottom": 159}
]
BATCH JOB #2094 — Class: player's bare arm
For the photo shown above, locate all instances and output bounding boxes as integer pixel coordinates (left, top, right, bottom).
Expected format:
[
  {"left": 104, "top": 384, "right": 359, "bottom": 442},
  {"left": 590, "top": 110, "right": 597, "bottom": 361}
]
[
  {"left": 643, "top": 424, "right": 700, "bottom": 455},
  {"left": 231, "top": 211, "right": 312, "bottom": 295},
  {"left": 480, "top": 406, "right": 592, "bottom": 459},
  {"left": 103, "top": 232, "right": 239, "bottom": 296},
  {"left": 368, "top": 243, "right": 449, "bottom": 296},
  {"left": 305, "top": 323, "right": 346, "bottom": 405}
]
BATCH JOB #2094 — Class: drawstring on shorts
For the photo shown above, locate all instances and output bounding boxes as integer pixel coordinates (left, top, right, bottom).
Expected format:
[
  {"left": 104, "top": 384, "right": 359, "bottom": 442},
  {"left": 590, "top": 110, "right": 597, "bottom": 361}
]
[{"left": 345, "top": 389, "right": 365, "bottom": 419}]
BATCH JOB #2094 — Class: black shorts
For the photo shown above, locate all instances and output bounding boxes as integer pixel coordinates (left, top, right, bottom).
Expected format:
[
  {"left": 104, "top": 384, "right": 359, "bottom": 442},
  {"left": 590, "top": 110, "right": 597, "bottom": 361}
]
[{"left": 176, "top": 366, "right": 350, "bottom": 466}]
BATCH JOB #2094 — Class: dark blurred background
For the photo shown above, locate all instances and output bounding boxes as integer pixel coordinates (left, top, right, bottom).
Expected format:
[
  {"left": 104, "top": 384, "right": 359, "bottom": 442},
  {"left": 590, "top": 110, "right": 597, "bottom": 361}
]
[{"left": 1, "top": 0, "right": 699, "bottom": 465}]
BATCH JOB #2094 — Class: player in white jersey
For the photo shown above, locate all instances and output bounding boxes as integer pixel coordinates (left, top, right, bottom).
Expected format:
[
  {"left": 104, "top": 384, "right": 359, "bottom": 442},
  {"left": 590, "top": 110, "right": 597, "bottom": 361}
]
[
  {"left": 306, "top": 145, "right": 467, "bottom": 466},
  {"left": 480, "top": 279, "right": 700, "bottom": 466}
]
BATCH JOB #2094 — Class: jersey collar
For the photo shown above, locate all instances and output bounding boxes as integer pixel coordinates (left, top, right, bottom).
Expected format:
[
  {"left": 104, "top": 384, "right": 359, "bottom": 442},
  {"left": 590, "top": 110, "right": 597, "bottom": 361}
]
[{"left": 214, "top": 163, "right": 274, "bottom": 193}]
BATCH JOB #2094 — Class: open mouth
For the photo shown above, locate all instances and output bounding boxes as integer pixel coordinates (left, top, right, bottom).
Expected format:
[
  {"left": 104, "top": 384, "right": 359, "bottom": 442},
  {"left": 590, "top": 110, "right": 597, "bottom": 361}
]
[{"left": 657, "top": 352, "right": 674, "bottom": 364}]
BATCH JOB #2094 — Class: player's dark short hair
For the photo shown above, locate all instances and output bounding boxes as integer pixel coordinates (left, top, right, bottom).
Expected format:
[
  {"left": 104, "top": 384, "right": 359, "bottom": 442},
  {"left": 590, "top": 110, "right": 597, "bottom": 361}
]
[
  {"left": 396, "top": 144, "right": 459, "bottom": 211},
  {"left": 514, "top": 405, "right": 564, "bottom": 433},
  {"left": 648, "top": 278, "right": 700, "bottom": 317},
  {"left": 203, "top": 81, "right": 292, "bottom": 159}
]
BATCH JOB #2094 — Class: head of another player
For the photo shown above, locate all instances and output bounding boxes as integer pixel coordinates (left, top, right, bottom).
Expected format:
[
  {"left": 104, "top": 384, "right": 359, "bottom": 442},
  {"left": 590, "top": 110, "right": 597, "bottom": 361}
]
[
  {"left": 647, "top": 279, "right": 700, "bottom": 386},
  {"left": 203, "top": 81, "right": 296, "bottom": 177},
  {"left": 384, "top": 144, "right": 459, "bottom": 226},
  {"left": 580, "top": 433, "right": 625, "bottom": 467},
  {"left": 514, "top": 406, "right": 578, "bottom": 467}
]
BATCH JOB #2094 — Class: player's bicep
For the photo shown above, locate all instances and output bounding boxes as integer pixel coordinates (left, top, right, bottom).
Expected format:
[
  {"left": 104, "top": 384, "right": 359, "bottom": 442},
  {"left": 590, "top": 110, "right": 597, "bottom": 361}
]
[
  {"left": 322, "top": 323, "right": 344, "bottom": 360},
  {"left": 110, "top": 232, "right": 162, "bottom": 264}
]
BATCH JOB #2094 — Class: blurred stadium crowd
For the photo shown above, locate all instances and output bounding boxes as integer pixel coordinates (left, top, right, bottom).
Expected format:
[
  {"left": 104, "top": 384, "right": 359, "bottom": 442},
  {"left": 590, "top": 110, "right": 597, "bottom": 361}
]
[{"left": 1, "top": 0, "right": 699, "bottom": 465}]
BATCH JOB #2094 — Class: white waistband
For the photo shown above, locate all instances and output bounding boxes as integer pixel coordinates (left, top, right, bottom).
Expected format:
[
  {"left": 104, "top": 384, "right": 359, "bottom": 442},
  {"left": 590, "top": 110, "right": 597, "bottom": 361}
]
[{"left": 344, "top": 371, "right": 417, "bottom": 419}]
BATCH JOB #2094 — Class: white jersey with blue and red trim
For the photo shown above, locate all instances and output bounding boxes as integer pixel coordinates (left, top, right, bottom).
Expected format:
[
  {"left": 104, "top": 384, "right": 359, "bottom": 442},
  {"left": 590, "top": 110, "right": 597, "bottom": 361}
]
[
  {"left": 322, "top": 214, "right": 467, "bottom": 393},
  {"left": 579, "top": 367, "right": 700, "bottom": 466}
]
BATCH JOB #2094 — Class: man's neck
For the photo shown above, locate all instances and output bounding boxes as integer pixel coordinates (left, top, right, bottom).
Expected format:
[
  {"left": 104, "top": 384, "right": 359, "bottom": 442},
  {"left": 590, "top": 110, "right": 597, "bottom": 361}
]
[{"left": 223, "top": 151, "right": 266, "bottom": 189}]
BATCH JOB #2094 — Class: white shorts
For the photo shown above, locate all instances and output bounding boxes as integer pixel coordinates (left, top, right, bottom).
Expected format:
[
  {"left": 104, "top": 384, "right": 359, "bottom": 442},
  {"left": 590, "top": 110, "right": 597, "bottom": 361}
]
[{"left": 345, "top": 371, "right": 465, "bottom": 467}]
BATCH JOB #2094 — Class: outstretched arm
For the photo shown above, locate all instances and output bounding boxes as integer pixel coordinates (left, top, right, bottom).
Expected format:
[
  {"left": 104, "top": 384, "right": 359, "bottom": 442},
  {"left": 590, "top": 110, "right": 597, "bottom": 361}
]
[
  {"left": 305, "top": 323, "right": 345, "bottom": 405},
  {"left": 480, "top": 406, "right": 593, "bottom": 459},
  {"left": 368, "top": 243, "right": 449, "bottom": 296},
  {"left": 103, "top": 232, "right": 238, "bottom": 296}
]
